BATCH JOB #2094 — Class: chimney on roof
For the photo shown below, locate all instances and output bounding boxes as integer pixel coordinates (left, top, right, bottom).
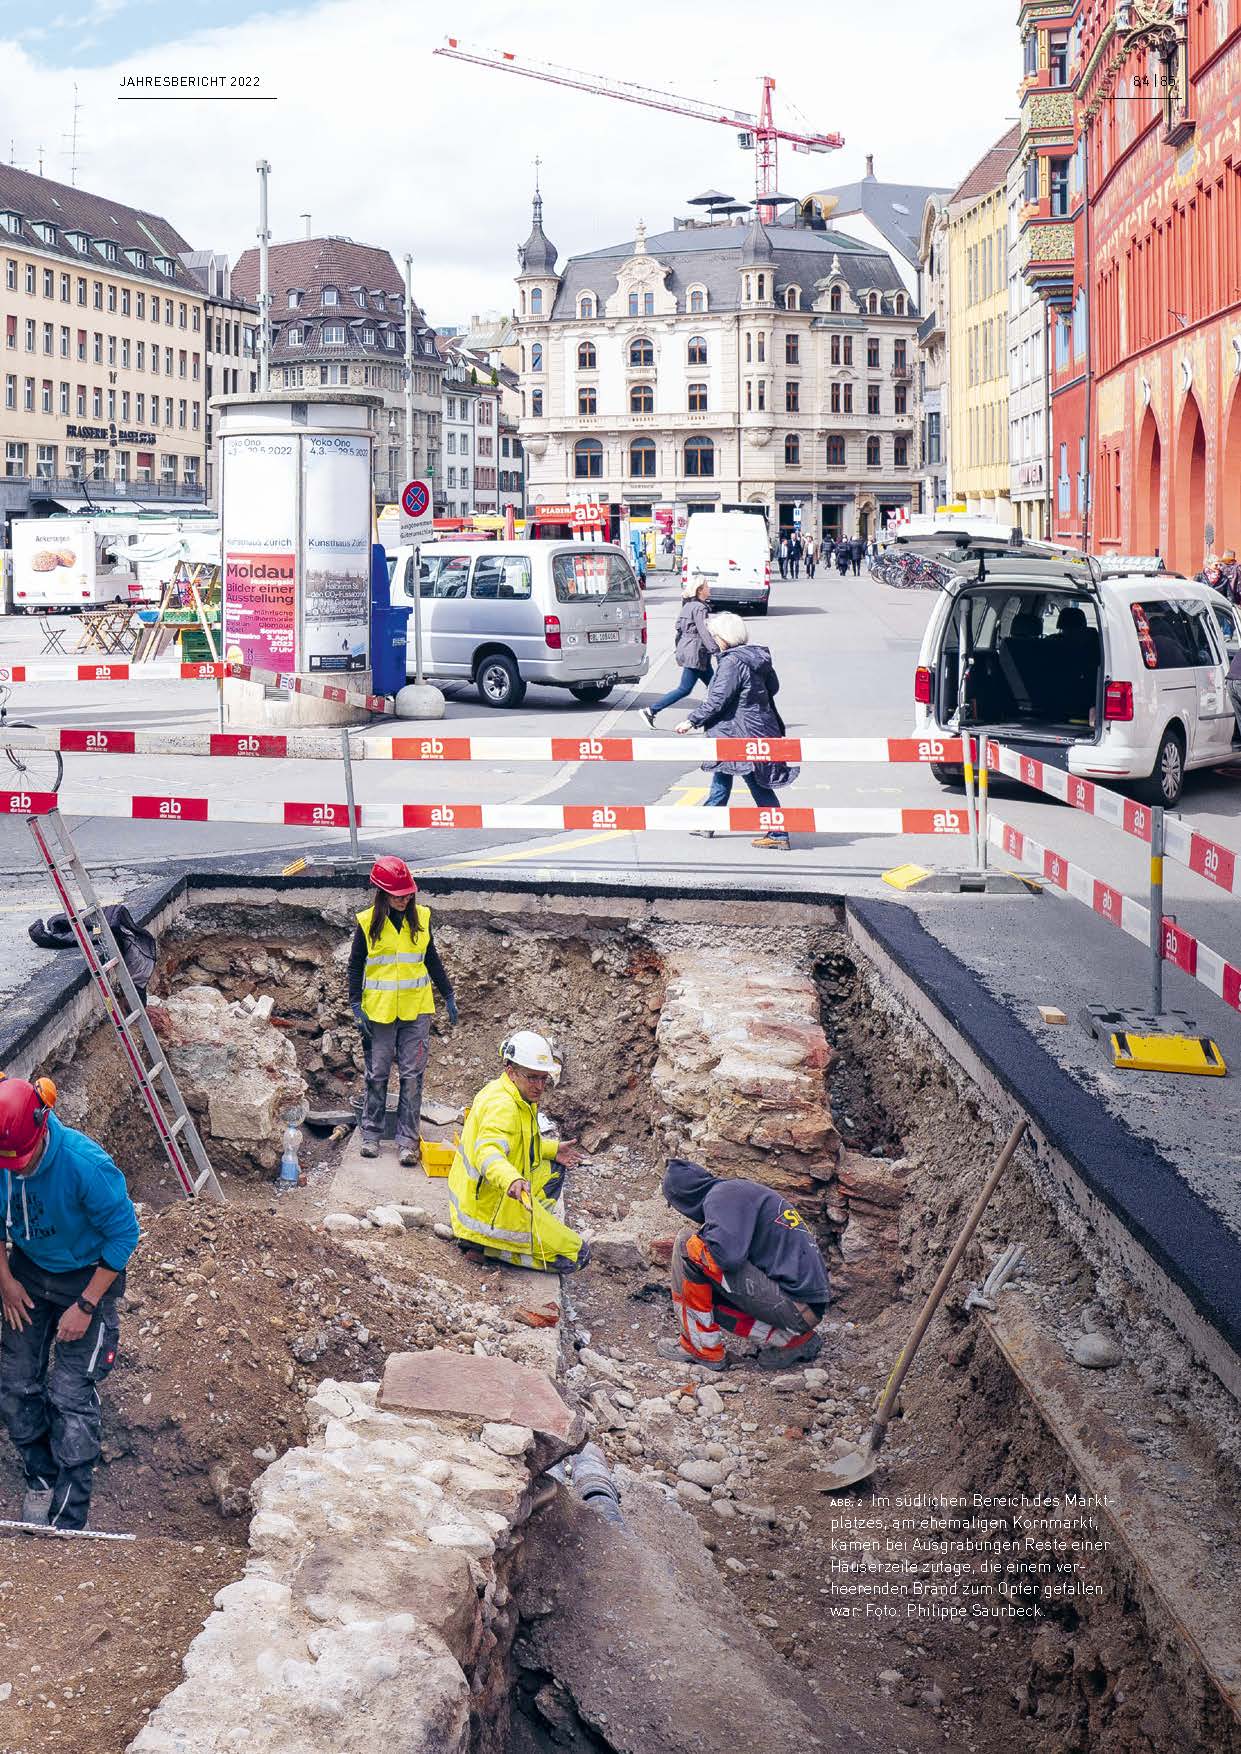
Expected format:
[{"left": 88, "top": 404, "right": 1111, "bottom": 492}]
[
  {"left": 865, "top": 154, "right": 874, "bottom": 179},
  {"left": 300, "top": 212, "right": 311, "bottom": 238}
]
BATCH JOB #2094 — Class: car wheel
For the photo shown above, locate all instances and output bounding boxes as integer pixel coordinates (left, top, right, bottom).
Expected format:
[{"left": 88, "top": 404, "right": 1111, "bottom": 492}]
[
  {"left": 1137, "top": 724, "right": 1185, "bottom": 807},
  {"left": 476, "top": 653, "right": 526, "bottom": 709},
  {"left": 929, "top": 762, "right": 963, "bottom": 789},
  {"left": 569, "top": 683, "right": 613, "bottom": 704}
]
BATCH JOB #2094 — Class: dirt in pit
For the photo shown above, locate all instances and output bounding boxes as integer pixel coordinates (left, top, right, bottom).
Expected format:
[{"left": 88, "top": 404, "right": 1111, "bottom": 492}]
[{"left": 559, "top": 942, "right": 1231, "bottom": 1754}]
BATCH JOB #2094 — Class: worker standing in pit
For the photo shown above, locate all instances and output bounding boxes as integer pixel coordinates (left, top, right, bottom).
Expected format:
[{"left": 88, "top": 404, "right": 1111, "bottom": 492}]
[
  {"left": 0, "top": 1079, "right": 139, "bottom": 1530},
  {"left": 447, "top": 1032, "right": 591, "bottom": 1273},
  {"left": 658, "top": 1158, "right": 828, "bottom": 1373},
  {"left": 349, "top": 856, "right": 458, "bottom": 1165}
]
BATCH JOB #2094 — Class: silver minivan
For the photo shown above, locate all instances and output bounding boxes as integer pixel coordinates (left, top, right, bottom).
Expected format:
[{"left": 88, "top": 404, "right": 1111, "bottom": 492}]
[{"left": 387, "top": 540, "right": 648, "bottom": 708}]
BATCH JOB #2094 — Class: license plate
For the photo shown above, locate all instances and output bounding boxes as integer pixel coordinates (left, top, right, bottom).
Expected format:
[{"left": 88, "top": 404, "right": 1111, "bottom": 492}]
[{"left": 588, "top": 630, "right": 620, "bottom": 643}]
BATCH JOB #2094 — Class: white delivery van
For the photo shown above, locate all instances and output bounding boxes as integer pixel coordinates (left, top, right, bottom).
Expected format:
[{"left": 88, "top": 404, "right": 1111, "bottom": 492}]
[
  {"left": 11, "top": 518, "right": 141, "bottom": 612},
  {"left": 680, "top": 511, "right": 771, "bottom": 613},
  {"left": 910, "top": 528, "right": 1240, "bottom": 806},
  {"left": 386, "top": 540, "right": 648, "bottom": 708}
]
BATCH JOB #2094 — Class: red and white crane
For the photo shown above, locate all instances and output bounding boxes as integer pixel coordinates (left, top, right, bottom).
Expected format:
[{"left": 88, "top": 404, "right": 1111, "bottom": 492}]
[{"left": 433, "top": 37, "right": 844, "bottom": 223}]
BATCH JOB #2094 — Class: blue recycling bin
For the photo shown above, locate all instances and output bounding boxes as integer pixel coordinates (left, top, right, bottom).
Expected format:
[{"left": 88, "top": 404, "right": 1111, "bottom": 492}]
[{"left": 371, "top": 602, "right": 411, "bottom": 696}]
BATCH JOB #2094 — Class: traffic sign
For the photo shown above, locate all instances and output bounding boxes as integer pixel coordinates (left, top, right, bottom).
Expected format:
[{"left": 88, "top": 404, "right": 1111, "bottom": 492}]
[{"left": 399, "top": 478, "right": 433, "bottom": 545}]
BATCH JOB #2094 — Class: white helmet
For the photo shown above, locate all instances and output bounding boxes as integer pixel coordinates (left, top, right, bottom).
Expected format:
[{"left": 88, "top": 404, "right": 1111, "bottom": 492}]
[{"left": 501, "top": 1030, "right": 561, "bottom": 1081}]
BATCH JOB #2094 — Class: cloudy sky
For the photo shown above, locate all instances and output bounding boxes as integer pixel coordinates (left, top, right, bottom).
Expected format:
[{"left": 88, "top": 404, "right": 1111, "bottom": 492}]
[{"left": 0, "top": 0, "right": 1018, "bottom": 323}]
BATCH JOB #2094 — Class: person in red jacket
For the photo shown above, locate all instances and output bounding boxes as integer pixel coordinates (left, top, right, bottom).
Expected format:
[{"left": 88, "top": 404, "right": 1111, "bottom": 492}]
[{"left": 658, "top": 1157, "right": 829, "bottom": 1372}]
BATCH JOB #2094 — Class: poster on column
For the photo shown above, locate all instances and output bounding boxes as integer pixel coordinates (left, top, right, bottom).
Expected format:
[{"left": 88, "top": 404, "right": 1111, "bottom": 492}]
[
  {"left": 302, "top": 434, "right": 371, "bottom": 673},
  {"left": 220, "top": 434, "right": 298, "bottom": 670}
]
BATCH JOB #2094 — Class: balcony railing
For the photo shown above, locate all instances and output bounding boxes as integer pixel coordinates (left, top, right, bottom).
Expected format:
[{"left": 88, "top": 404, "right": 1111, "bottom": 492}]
[
  {"left": 891, "top": 363, "right": 911, "bottom": 381},
  {"left": 916, "top": 310, "right": 943, "bottom": 346},
  {"left": 21, "top": 474, "right": 206, "bottom": 502}
]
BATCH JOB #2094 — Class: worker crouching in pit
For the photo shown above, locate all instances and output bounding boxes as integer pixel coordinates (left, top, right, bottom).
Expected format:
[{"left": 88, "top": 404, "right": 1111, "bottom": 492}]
[
  {"left": 660, "top": 1158, "right": 828, "bottom": 1373},
  {"left": 0, "top": 1078, "right": 139, "bottom": 1530},
  {"left": 349, "top": 856, "right": 458, "bottom": 1166},
  {"left": 447, "top": 1032, "right": 590, "bottom": 1274}
]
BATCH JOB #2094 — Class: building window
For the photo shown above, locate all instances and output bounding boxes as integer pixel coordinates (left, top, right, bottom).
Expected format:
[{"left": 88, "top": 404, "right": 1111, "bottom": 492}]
[
  {"left": 894, "top": 339, "right": 906, "bottom": 371},
  {"left": 757, "top": 380, "right": 766, "bottom": 411},
  {"left": 867, "top": 337, "right": 880, "bottom": 368},
  {"left": 24, "top": 378, "right": 34, "bottom": 411},
  {"left": 785, "top": 286, "right": 800, "bottom": 310},
  {"left": 785, "top": 381, "right": 799, "bottom": 412},
  {"left": 756, "top": 332, "right": 766, "bottom": 363},
  {"left": 530, "top": 288, "right": 542, "bottom": 314},
  {"left": 1023, "top": 29, "right": 1038, "bottom": 75},
  {"left": 322, "top": 325, "right": 345, "bottom": 344},
  {"left": 894, "top": 382, "right": 907, "bottom": 414},
  {"left": 629, "top": 337, "right": 653, "bottom": 368},
  {"left": 687, "top": 335, "right": 707, "bottom": 365},
  {"left": 688, "top": 287, "right": 706, "bottom": 313},
  {"left": 40, "top": 379, "right": 52, "bottom": 413},
  {"left": 784, "top": 434, "right": 800, "bottom": 465},
  {"left": 1049, "top": 29, "right": 1069, "bottom": 84},
  {"left": 683, "top": 383, "right": 706, "bottom": 413},
  {"left": 58, "top": 381, "right": 68, "bottom": 414},
  {"left": 574, "top": 437, "right": 603, "bottom": 478},
  {"left": 24, "top": 264, "right": 35, "bottom": 294},
  {"left": 3, "top": 374, "right": 13, "bottom": 409},
  {"left": 630, "top": 437, "right": 656, "bottom": 477},
  {"left": 684, "top": 436, "right": 714, "bottom": 477},
  {"left": 579, "top": 294, "right": 595, "bottom": 318},
  {"left": 322, "top": 286, "right": 338, "bottom": 306},
  {"left": 5, "top": 441, "right": 27, "bottom": 476},
  {"left": 531, "top": 342, "right": 543, "bottom": 371},
  {"left": 867, "top": 383, "right": 881, "bottom": 414},
  {"left": 1023, "top": 157, "right": 1039, "bottom": 205},
  {"left": 895, "top": 436, "right": 909, "bottom": 467},
  {"left": 631, "top": 383, "right": 654, "bottom": 413},
  {"left": 785, "top": 334, "right": 799, "bottom": 365},
  {"left": 643, "top": 291, "right": 654, "bottom": 315},
  {"left": 107, "top": 284, "right": 116, "bottom": 312},
  {"left": 744, "top": 275, "right": 752, "bottom": 302},
  {"left": 42, "top": 268, "right": 53, "bottom": 297},
  {"left": 757, "top": 275, "right": 766, "bottom": 300},
  {"left": 532, "top": 390, "right": 543, "bottom": 416},
  {"left": 746, "top": 331, "right": 753, "bottom": 363},
  {"left": 1050, "top": 157, "right": 1071, "bottom": 217},
  {"left": 60, "top": 273, "right": 69, "bottom": 302},
  {"left": 866, "top": 435, "right": 881, "bottom": 467},
  {"left": 578, "top": 386, "right": 597, "bottom": 414},
  {"left": 578, "top": 340, "right": 596, "bottom": 369},
  {"left": 895, "top": 293, "right": 905, "bottom": 315}
]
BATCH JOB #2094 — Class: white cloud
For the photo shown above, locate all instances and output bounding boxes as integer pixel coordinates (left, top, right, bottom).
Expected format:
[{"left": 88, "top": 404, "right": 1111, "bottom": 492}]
[{"left": 0, "top": 0, "right": 1019, "bottom": 323}]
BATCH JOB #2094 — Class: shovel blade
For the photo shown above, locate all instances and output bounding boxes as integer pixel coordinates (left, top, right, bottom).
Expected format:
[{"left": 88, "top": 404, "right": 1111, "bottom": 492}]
[{"left": 819, "top": 1444, "right": 880, "bottom": 1492}]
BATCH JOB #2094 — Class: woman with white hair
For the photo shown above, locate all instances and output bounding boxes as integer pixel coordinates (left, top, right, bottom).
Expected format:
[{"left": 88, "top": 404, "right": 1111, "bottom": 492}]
[
  {"left": 675, "top": 612, "right": 798, "bottom": 850},
  {"left": 639, "top": 577, "right": 714, "bottom": 726}
]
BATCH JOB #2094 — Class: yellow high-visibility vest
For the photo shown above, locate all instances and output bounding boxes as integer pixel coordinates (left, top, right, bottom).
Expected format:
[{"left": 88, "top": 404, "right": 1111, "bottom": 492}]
[
  {"left": 447, "top": 1071, "right": 582, "bottom": 1271},
  {"left": 356, "top": 902, "right": 434, "bottom": 1024}
]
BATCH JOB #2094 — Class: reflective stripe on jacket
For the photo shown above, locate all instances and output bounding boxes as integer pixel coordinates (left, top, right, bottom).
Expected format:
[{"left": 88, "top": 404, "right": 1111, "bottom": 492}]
[
  {"left": 447, "top": 1071, "right": 581, "bottom": 1270},
  {"left": 356, "top": 902, "right": 434, "bottom": 1024}
]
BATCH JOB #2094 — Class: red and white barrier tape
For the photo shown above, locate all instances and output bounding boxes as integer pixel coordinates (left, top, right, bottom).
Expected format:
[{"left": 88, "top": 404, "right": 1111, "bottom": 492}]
[
  {"left": 1, "top": 725, "right": 966, "bottom": 766},
  {"left": 0, "top": 658, "right": 389, "bottom": 713},
  {"left": 989, "top": 741, "right": 1239, "bottom": 899},
  {"left": 990, "top": 812, "right": 1241, "bottom": 1015},
  {"left": 0, "top": 789, "right": 971, "bottom": 838}
]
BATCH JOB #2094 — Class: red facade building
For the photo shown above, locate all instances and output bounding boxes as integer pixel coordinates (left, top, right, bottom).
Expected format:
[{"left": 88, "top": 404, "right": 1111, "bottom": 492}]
[{"left": 1018, "top": 0, "right": 1241, "bottom": 568}]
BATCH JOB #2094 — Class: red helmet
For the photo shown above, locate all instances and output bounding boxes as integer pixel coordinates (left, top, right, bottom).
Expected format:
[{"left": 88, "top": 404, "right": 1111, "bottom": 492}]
[
  {"left": 0, "top": 1078, "right": 52, "bottom": 1173},
  {"left": 370, "top": 855, "right": 417, "bottom": 899}
]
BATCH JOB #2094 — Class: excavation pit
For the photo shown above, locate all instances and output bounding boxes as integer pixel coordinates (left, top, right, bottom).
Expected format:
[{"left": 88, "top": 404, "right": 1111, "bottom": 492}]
[{"left": 1, "top": 876, "right": 1238, "bottom": 1754}]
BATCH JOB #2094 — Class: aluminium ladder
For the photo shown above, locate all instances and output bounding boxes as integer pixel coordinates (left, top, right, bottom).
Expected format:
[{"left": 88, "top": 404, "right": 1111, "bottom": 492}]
[{"left": 26, "top": 808, "right": 225, "bottom": 1202}]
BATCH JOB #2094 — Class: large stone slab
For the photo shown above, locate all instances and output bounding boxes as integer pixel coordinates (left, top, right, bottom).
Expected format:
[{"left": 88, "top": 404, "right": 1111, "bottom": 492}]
[{"left": 380, "top": 1349, "right": 582, "bottom": 1470}]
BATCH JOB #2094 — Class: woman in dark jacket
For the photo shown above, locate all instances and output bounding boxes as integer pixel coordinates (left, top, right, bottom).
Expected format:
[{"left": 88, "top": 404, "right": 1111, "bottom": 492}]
[
  {"left": 639, "top": 579, "right": 714, "bottom": 726},
  {"left": 835, "top": 542, "right": 850, "bottom": 577},
  {"left": 675, "top": 612, "right": 797, "bottom": 851}
]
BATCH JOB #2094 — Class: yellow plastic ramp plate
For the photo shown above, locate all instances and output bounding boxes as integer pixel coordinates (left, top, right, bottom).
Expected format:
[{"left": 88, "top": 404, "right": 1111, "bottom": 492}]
[
  {"left": 1110, "top": 1030, "right": 1226, "bottom": 1076},
  {"left": 883, "top": 863, "right": 933, "bottom": 891}
]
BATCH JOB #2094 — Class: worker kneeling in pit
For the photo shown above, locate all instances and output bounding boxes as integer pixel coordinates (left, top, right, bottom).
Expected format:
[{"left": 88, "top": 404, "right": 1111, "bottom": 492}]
[
  {"left": 0, "top": 1079, "right": 139, "bottom": 1529},
  {"left": 447, "top": 1032, "right": 590, "bottom": 1274},
  {"left": 660, "top": 1158, "right": 828, "bottom": 1372}
]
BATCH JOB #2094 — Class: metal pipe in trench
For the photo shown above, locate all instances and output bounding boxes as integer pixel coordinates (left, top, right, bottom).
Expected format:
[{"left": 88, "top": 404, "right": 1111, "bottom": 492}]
[{"left": 571, "top": 1442, "right": 626, "bottom": 1528}]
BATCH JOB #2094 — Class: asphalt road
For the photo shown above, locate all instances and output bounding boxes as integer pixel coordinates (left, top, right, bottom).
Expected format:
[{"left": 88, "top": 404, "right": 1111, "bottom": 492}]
[{"left": 2, "top": 561, "right": 1240, "bottom": 1240}]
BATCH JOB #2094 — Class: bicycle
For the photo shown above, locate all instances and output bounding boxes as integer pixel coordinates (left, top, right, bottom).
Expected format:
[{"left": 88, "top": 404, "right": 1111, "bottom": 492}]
[{"left": 0, "top": 683, "right": 64, "bottom": 795}]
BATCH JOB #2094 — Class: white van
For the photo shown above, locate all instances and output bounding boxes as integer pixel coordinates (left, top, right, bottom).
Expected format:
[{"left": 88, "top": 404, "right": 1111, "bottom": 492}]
[
  {"left": 911, "top": 530, "right": 1239, "bottom": 806},
  {"left": 11, "top": 518, "right": 140, "bottom": 612},
  {"left": 680, "top": 511, "right": 771, "bottom": 614},
  {"left": 386, "top": 540, "right": 648, "bottom": 708}
]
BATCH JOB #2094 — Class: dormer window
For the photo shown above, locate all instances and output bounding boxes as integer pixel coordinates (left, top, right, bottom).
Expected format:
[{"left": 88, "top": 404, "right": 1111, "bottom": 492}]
[
  {"left": 288, "top": 290, "right": 304, "bottom": 309},
  {"left": 784, "top": 286, "right": 800, "bottom": 311},
  {"left": 371, "top": 291, "right": 385, "bottom": 309},
  {"left": 579, "top": 293, "right": 595, "bottom": 319},
  {"left": 322, "top": 286, "right": 339, "bottom": 306},
  {"left": 687, "top": 286, "right": 707, "bottom": 313},
  {"left": 288, "top": 327, "right": 304, "bottom": 346},
  {"left": 155, "top": 255, "right": 174, "bottom": 277},
  {"left": 66, "top": 230, "right": 88, "bottom": 253},
  {"left": 125, "top": 247, "right": 147, "bottom": 271},
  {"left": 322, "top": 324, "right": 345, "bottom": 344},
  {"left": 0, "top": 212, "right": 21, "bottom": 235},
  {"left": 830, "top": 285, "right": 843, "bottom": 313},
  {"left": 352, "top": 287, "right": 366, "bottom": 307},
  {"left": 868, "top": 291, "right": 879, "bottom": 314},
  {"left": 96, "top": 240, "right": 118, "bottom": 262},
  {"left": 894, "top": 292, "right": 906, "bottom": 315},
  {"left": 34, "top": 222, "right": 56, "bottom": 246},
  {"left": 362, "top": 327, "right": 376, "bottom": 346}
]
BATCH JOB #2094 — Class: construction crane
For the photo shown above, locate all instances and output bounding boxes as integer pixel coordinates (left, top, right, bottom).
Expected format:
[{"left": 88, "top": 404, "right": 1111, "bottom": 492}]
[{"left": 433, "top": 38, "right": 844, "bottom": 223}]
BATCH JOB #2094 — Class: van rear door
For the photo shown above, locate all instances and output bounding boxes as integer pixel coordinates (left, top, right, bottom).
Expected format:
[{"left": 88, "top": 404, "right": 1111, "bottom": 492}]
[{"left": 551, "top": 549, "right": 644, "bottom": 673}]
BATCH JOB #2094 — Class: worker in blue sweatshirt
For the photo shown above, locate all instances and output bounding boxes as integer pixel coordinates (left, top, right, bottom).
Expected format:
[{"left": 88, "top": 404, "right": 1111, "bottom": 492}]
[
  {"left": 0, "top": 1078, "right": 140, "bottom": 1530},
  {"left": 659, "top": 1157, "right": 829, "bottom": 1372}
]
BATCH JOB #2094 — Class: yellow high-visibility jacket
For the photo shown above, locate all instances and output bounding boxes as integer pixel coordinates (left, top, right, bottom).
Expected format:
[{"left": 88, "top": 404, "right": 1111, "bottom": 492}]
[
  {"left": 357, "top": 902, "right": 434, "bottom": 1024},
  {"left": 447, "top": 1071, "right": 582, "bottom": 1270}
]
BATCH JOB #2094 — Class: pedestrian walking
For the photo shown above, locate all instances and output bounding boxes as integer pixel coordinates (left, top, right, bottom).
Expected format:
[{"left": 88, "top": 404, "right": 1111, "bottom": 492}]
[
  {"left": 639, "top": 578, "right": 715, "bottom": 727},
  {"left": 777, "top": 537, "right": 789, "bottom": 580},
  {"left": 349, "top": 857, "right": 457, "bottom": 1166},
  {"left": 821, "top": 537, "right": 833, "bottom": 569},
  {"left": 790, "top": 535, "right": 801, "bottom": 578},
  {"left": 805, "top": 544, "right": 816, "bottom": 580},
  {"left": 675, "top": 611, "right": 799, "bottom": 851},
  {"left": 657, "top": 1157, "right": 829, "bottom": 1371},
  {"left": 1220, "top": 549, "right": 1241, "bottom": 605},
  {"left": 850, "top": 536, "right": 864, "bottom": 576},
  {"left": 0, "top": 1078, "right": 139, "bottom": 1530},
  {"left": 835, "top": 542, "right": 850, "bottom": 578}
]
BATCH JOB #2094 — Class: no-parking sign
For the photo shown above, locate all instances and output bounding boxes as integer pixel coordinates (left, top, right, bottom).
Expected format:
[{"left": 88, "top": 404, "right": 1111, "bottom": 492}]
[{"left": 399, "top": 478, "right": 433, "bottom": 545}]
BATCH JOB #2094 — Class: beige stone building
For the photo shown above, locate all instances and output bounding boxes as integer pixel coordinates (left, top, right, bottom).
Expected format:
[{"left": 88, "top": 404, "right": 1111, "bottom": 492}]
[{"left": 0, "top": 163, "right": 210, "bottom": 542}]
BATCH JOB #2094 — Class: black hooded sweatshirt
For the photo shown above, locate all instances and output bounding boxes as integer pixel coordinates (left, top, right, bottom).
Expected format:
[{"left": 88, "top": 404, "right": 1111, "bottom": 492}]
[{"left": 662, "top": 1158, "right": 829, "bottom": 1311}]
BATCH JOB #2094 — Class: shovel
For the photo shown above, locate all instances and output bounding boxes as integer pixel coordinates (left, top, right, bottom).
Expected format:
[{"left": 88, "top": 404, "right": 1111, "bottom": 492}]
[{"left": 820, "top": 1117, "right": 1029, "bottom": 1492}]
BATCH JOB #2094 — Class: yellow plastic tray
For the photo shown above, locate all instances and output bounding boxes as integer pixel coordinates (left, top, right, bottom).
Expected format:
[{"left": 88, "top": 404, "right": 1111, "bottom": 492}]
[{"left": 420, "top": 1140, "right": 455, "bottom": 1178}]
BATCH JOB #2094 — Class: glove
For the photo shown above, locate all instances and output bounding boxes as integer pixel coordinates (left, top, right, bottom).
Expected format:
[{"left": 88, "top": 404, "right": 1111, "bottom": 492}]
[
  {"left": 351, "top": 1002, "right": 371, "bottom": 1038},
  {"left": 445, "top": 993, "right": 459, "bottom": 1026}
]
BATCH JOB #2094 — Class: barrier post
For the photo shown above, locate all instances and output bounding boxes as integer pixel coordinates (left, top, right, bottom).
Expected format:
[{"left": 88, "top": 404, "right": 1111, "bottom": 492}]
[
  {"left": 1149, "top": 804, "right": 1164, "bottom": 1015},
  {"left": 977, "top": 731, "right": 990, "bottom": 872},
  {"left": 339, "top": 728, "right": 361, "bottom": 860},
  {"left": 961, "top": 730, "right": 979, "bottom": 868}
]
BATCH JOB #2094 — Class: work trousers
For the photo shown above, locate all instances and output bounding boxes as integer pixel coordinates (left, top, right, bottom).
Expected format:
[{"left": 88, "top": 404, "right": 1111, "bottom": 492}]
[
  {"left": 669, "top": 1227, "right": 819, "bottom": 1366},
  {"left": 0, "top": 1248, "right": 122, "bottom": 1530},
  {"left": 361, "top": 1013, "right": 432, "bottom": 1148},
  {"left": 648, "top": 665, "right": 712, "bottom": 719}
]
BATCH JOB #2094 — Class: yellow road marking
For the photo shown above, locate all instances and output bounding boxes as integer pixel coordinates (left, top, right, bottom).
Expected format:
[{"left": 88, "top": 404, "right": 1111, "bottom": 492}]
[{"left": 442, "top": 786, "right": 708, "bottom": 869}]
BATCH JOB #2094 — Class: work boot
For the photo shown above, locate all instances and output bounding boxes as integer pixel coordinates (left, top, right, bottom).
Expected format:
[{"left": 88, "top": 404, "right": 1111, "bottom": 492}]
[
  {"left": 398, "top": 1145, "right": 418, "bottom": 1168},
  {"left": 656, "top": 1337, "right": 727, "bottom": 1373},
  {"left": 756, "top": 1332, "right": 823, "bottom": 1369},
  {"left": 359, "top": 1137, "right": 379, "bottom": 1160},
  {"left": 21, "top": 1486, "right": 53, "bottom": 1525}
]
